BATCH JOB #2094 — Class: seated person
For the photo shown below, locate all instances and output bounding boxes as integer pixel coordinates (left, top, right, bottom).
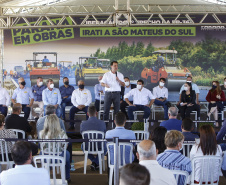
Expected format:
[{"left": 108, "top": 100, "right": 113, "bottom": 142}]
[
  {"left": 120, "top": 77, "right": 136, "bottom": 119},
  {"left": 190, "top": 125, "right": 222, "bottom": 184},
  {"left": 0, "top": 141, "right": 50, "bottom": 185},
  {"left": 182, "top": 118, "right": 199, "bottom": 141},
  {"left": 0, "top": 114, "right": 17, "bottom": 161},
  {"left": 39, "top": 114, "right": 71, "bottom": 182},
  {"left": 149, "top": 126, "right": 167, "bottom": 154},
  {"left": 69, "top": 80, "right": 92, "bottom": 130},
  {"left": 217, "top": 119, "right": 226, "bottom": 151},
  {"left": 206, "top": 81, "right": 225, "bottom": 127},
  {"left": 160, "top": 107, "right": 182, "bottom": 131},
  {"left": 119, "top": 163, "right": 150, "bottom": 185},
  {"left": 220, "top": 77, "right": 226, "bottom": 106},
  {"left": 177, "top": 82, "right": 200, "bottom": 120},
  {"left": 105, "top": 112, "right": 136, "bottom": 165},
  {"left": 157, "top": 130, "right": 192, "bottom": 185},
  {"left": 124, "top": 79, "right": 155, "bottom": 121},
  {"left": 153, "top": 78, "right": 170, "bottom": 119},
  {"left": 94, "top": 76, "right": 105, "bottom": 112},
  {"left": 80, "top": 105, "right": 106, "bottom": 171}
]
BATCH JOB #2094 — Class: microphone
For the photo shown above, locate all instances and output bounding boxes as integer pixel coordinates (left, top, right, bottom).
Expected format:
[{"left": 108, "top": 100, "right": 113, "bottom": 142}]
[{"left": 115, "top": 72, "right": 117, "bottom": 77}]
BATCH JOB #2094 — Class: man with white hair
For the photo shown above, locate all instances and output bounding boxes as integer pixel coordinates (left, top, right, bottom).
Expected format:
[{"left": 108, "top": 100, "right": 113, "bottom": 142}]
[
  {"left": 137, "top": 140, "right": 176, "bottom": 185},
  {"left": 160, "top": 107, "right": 182, "bottom": 131}
]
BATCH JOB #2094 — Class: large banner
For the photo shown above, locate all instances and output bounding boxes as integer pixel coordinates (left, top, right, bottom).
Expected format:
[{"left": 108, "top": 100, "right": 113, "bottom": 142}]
[{"left": 2, "top": 18, "right": 226, "bottom": 102}]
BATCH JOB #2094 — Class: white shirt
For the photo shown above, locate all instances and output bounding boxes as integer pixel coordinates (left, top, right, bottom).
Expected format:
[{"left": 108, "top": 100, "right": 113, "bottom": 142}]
[
  {"left": 139, "top": 160, "right": 177, "bottom": 185},
  {"left": 0, "top": 87, "right": 10, "bottom": 106},
  {"left": 153, "top": 85, "right": 168, "bottom": 99},
  {"left": 190, "top": 144, "right": 222, "bottom": 182},
  {"left": 124, "top": 87, "right": 155, "bottom": 105},
  {"left": 179, "top": 83, "right": 200, "bottom": 94},
  {"left": 124, "top": 86, "right": 132, "bottom": 101},
  {"left": 101, "top": 71, "right": 124, "bottom": 92},
  {"left": 71, "top": 88, "right": 92, "bottom": 107},
  {"left": 0, "top": 164, "right": 50, "bottom": 185}
]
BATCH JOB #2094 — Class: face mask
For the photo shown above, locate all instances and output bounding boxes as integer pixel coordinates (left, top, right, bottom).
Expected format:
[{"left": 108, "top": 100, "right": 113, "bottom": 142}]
[
  {"left": 38, "top": 82, "right": 43, "bottom": 86},
  {"left": 50, "top": 84, "right": 54, "bottom": 89},
  {"left": 125, "top": 81, "right": 130, "bottom": 86},
  {"left": 187, "top": 81, "right": 192, "bottom": 83},
  {"left": 224, "top": 82, "right": 226, "bottom": 86},
  {"left": 21, "top": 81, "right": 26, "bottom": 86},
  {"left": 159, "top": 82, "right": 164, "bottom": 87},
  {"left": 79, "top": 85, "right": 84, "bottom": 89},
  {"left": 64, "top": 81, "right": 69, "bottom": 85},
  {"left": 184, "top": 86, "right": 188, "bottom": 91},
  {"left": 137, "top": 85, "right": 142, "bottom": 90},
  {"left": 212, "top": 85, "right": 217, "bottom": 89}
]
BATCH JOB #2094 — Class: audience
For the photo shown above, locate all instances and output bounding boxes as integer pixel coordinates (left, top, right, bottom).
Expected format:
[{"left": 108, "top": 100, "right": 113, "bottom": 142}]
[
  {"left": 137, "top": 140, "right": 176, "bottom": 185},
  {"left": 160, "top": 107, "right": 182, "bottom": 131},
  {"left": 39, "top": 114, "right": 71, "bottom": 182},
  {"left": 220, "top": 77, "right": 226, "bottom": 107},
  {"left": 0, "top": 114, "right": 17, "bottom": 161},
  {"left": 119, "top": 163, "right": 150, "bottom": 185},
  {"left": 105, "top": 112, "right": 136, "bottom": 164},
  {"left": 217, "top": 119, "right": 226, "bottom": 151},
  {"left": 80, "top": 105, "right": 106, "bottom": 171},
  {"left": 190, "top": 124, "right": 222, "bottom": 183},
  {"left": 27, "top": 121, "right": 37, "bottom": 139},
  {"left": 181, "top": 118, "right": 199, "bottom": 141},
  {"left": 149, "top": 126, "right": 167, "bottom": 154},
  {"left": 0, "top": 141, "right": 50, "bottom": 185},
  {"left": 157, "top": 130, "right": 192, "bottom": 185}
]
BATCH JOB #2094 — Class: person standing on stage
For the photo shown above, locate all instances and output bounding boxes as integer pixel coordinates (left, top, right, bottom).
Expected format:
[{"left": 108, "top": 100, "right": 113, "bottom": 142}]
[
  {"left": 12, "top": 77, "right": 34, "bottom": 120},
  {"left": 0, "top": 81, "right": 10, "bottom": 117},
  {"left": 101, "top": 61, "right": 125, "bottom": 120}
]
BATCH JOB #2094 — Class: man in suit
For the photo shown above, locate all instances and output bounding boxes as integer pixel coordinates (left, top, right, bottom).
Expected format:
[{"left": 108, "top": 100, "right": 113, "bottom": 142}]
[
  {"left": 80, "top": 105, "right": 106, "bottom": 171},
  {"left": 120, "top": 77, "right": 136, "bottom": 119}
]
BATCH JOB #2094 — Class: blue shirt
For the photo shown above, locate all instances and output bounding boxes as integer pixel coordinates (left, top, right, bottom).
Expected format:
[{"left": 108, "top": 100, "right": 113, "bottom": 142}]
[
  {"left": 94, "top": 83, "right": 105, "bottom": 100},
  {"left": 182, "top": 132, "right": 199, "bottom": 141},
  {"left": 157, "top": 150, "right": 192, "bottom": 185},
  {"left": 105, "top": 127, "right": 136, "bottom": 165},
  {"left": 216, "top": 119, "right": 226, "bottom": 141},
  {"left": 42, "top": 58, "right": 49, "bottom": 62},
  {"left": 31, "top": 85, "right": 47, "bottom": 102},
  {"left": 12, "top": 87, "right": 34, "bottom": 105},
  {"left": 42, "top": 88, "right": 62, "bottom": 105},
  {"left": 59, "top": 85, "right": 74, "bottom": 99},
  {"left": 160, "top": 119, "right": 182, "bottom": 131}
]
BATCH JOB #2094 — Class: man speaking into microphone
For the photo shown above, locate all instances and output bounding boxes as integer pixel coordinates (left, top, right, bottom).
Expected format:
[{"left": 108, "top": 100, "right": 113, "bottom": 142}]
[{"left": 101, "top": 61, "right": 125, "bottom": 120}]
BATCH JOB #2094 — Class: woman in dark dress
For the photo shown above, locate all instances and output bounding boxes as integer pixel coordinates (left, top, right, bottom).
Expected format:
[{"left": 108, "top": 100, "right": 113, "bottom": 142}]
[{"left": 178, "top": 82, "right": 200, "bottom": 120}]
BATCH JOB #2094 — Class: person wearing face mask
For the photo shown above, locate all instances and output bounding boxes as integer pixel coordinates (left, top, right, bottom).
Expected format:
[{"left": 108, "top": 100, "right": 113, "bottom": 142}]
[
  {"left": 42, "top": 79, "right": 62, "bottom": 118},
  {"left": 124, "top": 79, "right": 155, "bottom": 121},
  {"left": 120, "top": 77, "right": 136, "bottom": 119},
  {"left": 94, "top": 76, "right": 105, "bottom": 112},
  {"left": 220, "top": 77, "right": 226, "bottom": 107},
  {"left": 206, "top": 81, "right": 225, "bottom": 127},
  {"left": 31, "top": 77, "right": 46, "bottom": 119},
  {"left": 153, "top": 78, "right": 170, "bottom": 119},
  {"left": 11, "top": 77, "right": 34, "bottom": 120},
  {"left": 179, "top": 76, "right": 200, "bottom": 105},
  {"left": 69, "top": 80, "right": 92, "bottom": 130},
  {"left": 59, "top": 77, "right": 75, "bottom": 120},
  {"left": 177, "top": 82, "right": 200, "bottom": 120},
  {"left": 0, "top": 81, "right": 10, "bottom": 117}
]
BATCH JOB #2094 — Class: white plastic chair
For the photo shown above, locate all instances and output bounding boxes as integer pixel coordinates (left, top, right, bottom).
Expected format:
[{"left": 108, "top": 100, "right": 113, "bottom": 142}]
[
  {"left": 107, "top": 142, "right": 133, "bottom": 185},
  {"left": 171, "top": 170, "right": 189, "bottom": 185},
  {"left": 191, "top": 111, "right": 198, "bottom": 127},
  {"left": 134, "top": 131, "right": 149, "bottom": 140},
  {"left": 33, "top": 155, "right": 68, "bottom": 185},
  {"left": 133, "top": 111, "right": 144, "bottom": 121},
  {"left": 152, "top": 104, "right": 164, "bottom": 120},
  {"left": 190, "top": 156, "right": 223, "bottom": 185},
  {"left": 182, "top": 142, "right": 195, "bottom": 158},
  {"left": 8, "top": 129, "right": 25, "bottom": 139},
  {"left": 0, "top": 140, "right": 14, "bottom": 172},
  {"left": 82, "top": 131, "right": 105, "bottom": 174}
]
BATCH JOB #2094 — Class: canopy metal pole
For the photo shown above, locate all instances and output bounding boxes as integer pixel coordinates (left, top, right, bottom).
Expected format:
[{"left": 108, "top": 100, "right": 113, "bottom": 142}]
[
  {"left": 0, "top": 7, "right": 4, "bottom": 86},
  {"left": 113, "top": 137, "right": 119, "bottom": 185}
]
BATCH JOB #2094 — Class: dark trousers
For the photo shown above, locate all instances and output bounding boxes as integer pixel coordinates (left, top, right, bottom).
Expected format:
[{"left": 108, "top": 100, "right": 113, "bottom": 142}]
[
  {"left": 104, "top": 92, "right": 120, "bottom": 120},
  {"left": 120, "top": 101, "right": 132, "bottom": 119},
  {"left": 22, "top": 104, "right": 30, "bottom": 120},
  {"left": 178, "top": 104, "right": 200, "bottom": 120},
  {"left": 69, "top": 106, "right": 88, "bottom": 127},
  {"left": 127, "top": 105, "right": 151, "bottom": 120},
  {"left": 95, "top": 100, "right": 104, "bottom": 112},
  {"left": 154, "top": 99, "right": 169, "bottom": 119},
  {"left": 0, "top": 105, "right": 8, "bottom": 117},
  {"left": 61, "top": 97, "right": 73, "bottom": 120}
]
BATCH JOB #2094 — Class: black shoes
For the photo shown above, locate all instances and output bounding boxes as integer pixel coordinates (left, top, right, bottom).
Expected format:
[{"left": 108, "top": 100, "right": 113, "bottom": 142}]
[
  {"left": 90, "top": 162, "right": 99, "bottom": 171},
  {"left": 67, "top": 178, "right": 71, "bottom": 183},
  {"left": 68, "top": 125, "right": 75, "bottom": 130}
]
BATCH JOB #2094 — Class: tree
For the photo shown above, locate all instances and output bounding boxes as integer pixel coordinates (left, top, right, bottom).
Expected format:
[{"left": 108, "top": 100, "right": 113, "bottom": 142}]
[
  {"left": 143, "top": 42, "right": 155, "bottom": 57},
  {"left": 135, "top": 42, "right": 145, "bottom": 56}
]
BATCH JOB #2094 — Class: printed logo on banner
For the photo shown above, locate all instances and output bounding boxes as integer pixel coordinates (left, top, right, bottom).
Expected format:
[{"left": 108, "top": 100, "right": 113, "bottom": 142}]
[
  {"left": 80, "top": 27, "right": 196, "bottom": 37},
  {"left": 11, "top": 18, "right": 74, "bottom": 46}
]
